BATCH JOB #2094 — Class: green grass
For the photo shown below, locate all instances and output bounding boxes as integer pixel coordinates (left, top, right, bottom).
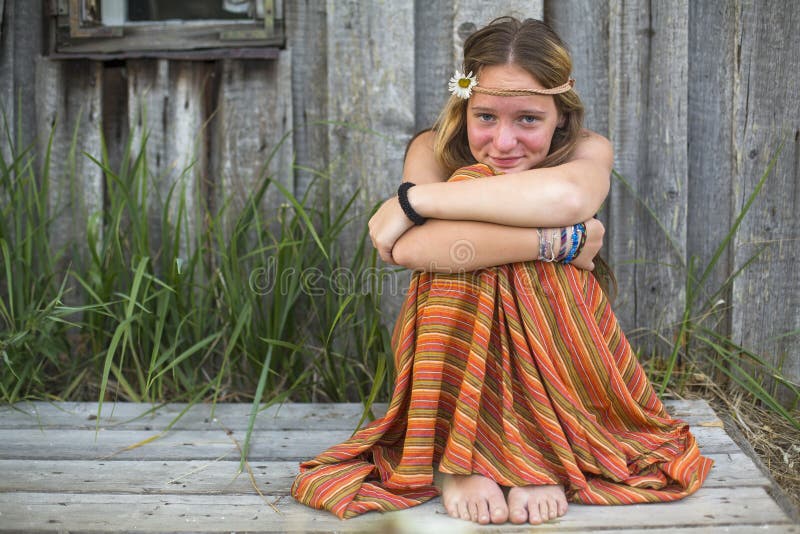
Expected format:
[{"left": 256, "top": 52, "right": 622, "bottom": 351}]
[
  {"left": 0, "top": 110, "right": 75, "bottom": 401},
  {"left": 0, "top": 114, "right": 393, "bottom": 437},
  {"left": 611, "top": 140, "right": 799, "bottom": 429},
  {"left": 1, "top": 111, "right": 796, "bottom": 451}
]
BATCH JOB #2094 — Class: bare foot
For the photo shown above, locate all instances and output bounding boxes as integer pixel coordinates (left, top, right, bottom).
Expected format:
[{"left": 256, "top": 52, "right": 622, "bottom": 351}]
[
  {"left": 507, "top": 485, "right": 568, "bottom": 525},
  {"left": 436, "top": 472, "right": 509, "bottom": 524}
]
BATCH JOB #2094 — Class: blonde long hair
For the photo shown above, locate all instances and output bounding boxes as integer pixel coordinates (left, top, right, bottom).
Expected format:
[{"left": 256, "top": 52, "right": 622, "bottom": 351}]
[{"left": 434, "top": 17, "right": 584, "bottom": 174}]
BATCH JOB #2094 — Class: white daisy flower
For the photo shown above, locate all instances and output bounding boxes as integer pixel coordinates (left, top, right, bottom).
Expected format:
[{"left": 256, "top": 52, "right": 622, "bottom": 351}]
[{"left": 448, "top": 70, "right": 477, "bottom": 99}]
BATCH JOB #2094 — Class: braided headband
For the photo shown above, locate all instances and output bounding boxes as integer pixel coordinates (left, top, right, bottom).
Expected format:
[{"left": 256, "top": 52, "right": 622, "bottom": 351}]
[
  {"left": 473, "top": 80, "right": 574, "bottom": 96},
  {"left": 449, "top": 70, "right": 574, "bottom": 99}
]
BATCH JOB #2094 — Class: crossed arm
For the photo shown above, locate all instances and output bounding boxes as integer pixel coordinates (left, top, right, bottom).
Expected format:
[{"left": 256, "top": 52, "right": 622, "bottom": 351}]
[{"left": 368, "top": 129, "right": 613, "bottom": 272}]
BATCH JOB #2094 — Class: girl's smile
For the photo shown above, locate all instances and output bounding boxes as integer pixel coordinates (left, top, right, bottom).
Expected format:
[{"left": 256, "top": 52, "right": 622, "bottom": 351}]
[{"left": 466, "top": 63, "right": 562, "bottom": 174}]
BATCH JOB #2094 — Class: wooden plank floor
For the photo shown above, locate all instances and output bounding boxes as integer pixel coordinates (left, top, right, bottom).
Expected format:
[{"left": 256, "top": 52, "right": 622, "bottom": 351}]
[{"left": 0, "top": 400, "right": 796, "bottom": 533}]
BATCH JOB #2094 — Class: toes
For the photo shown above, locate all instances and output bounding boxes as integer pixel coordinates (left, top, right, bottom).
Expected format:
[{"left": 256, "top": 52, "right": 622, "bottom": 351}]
[
  {"left": 527, "top": 500, "right": 542, "bottom": 525},
  {"left": 542, "top": 499, "right": 553, "bottom": 523},
  {"left": 445, "top": 501, "right": 459, "bottom": 519},
  {"left": 507, "top": 497, "right": 526, "bottom": 524},
  {"left": 506, "top": 485, "right": 568, "bottom": 525},
  {"left": 476, "top": 499, "right": 490, "bottom": 525},
  {"left": 444, "top": 496, "right": 459, "bottom": 519},
  {"left": 487, "top": 491, "right": 508, "bottom": 524},
  {"left": 458, "top": 501, "right": 470, "bottom": 521},
  {"left": 440, "top": 474, "right": 509, "bottom": 524},
  {"left": 546, "top": 497, "right": 558, "bottom": 520},
  {"left": 468, "top": 501, "right": 479, "bottom": 523},
  {"left": 507, "top": 491, "right": 527, "bottom": 524},
  {"left": 510, "top": 508, "right": 527, "bottom": 524},
  {"left": 557, "top": 497, "right": 569, "bottom": 516},
  {"left": 492, "top": 505, "right": 509, "bottom": 524}
]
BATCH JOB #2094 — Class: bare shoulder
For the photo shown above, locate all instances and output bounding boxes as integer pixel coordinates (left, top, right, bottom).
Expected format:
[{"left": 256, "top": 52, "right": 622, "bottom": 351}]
[
  {"left": 404, "top": 129, "right": 449, "bottom": 184},
  {"left": 406, "top": 129, "right": 436, "bottom": 155},
  {"left": 573, "top": 129, "right": 613, "bottom": 168}
]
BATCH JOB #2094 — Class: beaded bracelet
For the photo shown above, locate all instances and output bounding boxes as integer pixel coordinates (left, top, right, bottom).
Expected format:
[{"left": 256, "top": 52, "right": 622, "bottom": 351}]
[
  {"left": 537, "top": 224, "right": 587, "bottom": 263},
  {"left": 397, "top": 182, "right": 426, "bottom": 226},
  {"left": 562, "top": 224, "right": 580, "bottom": 264},
  {"left": 563, "top": 222, "right": 586, "bottom": 264},
  {"left": 574, "top": 222, "right": 588, "bottom": 259}
]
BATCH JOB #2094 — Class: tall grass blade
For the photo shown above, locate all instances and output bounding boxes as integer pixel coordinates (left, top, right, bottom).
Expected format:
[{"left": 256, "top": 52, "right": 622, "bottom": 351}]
[
  {"left": 696, "top": 141, "right": 784, "bottom": 291},
  {"left": 611, "top": 169, "right": 684, "bottom": 263}
]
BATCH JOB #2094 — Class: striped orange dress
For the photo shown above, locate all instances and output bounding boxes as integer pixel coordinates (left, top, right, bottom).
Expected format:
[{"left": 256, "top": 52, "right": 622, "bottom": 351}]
[{"left": 291, "top": 163, "right": 712, "bottom": 519}]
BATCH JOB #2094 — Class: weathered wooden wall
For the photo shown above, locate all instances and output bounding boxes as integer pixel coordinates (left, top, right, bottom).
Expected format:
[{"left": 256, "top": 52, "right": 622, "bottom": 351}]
[{"left": 1, "top": 0, "right": 797, "bottom": 396}]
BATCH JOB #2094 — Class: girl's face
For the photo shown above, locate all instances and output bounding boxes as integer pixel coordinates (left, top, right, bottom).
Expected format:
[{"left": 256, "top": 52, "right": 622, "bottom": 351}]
[{"left": 466, "top": 63, "right": 561, "bottom": 174}]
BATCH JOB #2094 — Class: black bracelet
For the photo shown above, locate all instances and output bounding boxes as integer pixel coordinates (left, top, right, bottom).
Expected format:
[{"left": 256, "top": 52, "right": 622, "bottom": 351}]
[{"left": 397, "top": 182, "right": 426, "bottom": 226}]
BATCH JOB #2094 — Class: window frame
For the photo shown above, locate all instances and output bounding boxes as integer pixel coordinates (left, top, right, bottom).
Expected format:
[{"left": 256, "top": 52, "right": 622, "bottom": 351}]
[{"left": 47, "top": 0, "right": 285, "bottom": 60}]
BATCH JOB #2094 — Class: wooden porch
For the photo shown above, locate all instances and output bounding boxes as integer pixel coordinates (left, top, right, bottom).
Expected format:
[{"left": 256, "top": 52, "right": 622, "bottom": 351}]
[{"left": 0, "top": 400, "right": 797, "bottom": 532}]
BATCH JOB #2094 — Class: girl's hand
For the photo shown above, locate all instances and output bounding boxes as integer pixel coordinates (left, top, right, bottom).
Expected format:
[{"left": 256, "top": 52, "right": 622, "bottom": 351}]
[
  {"left": 570, "top": 218, "right": 605, "bottom": 271},
  {"left": 368, "top": 196, "right": 415, "bottom": 264}
]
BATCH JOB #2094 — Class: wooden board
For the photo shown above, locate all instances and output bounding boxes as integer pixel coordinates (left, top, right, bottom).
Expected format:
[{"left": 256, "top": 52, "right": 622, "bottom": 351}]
[
  {"left": 0, "top": 0, "right": 13, "bottom": 165},
  {"left": 0, "top": 401, "right": 392, "bottom": 430},
  {"left": 0, "top": 0, "right": 42, "bottom": 160},
  {"left": 414, "top": 0, "right": 453, "bottom": 131},
  {"left": 637, "top": 0, "right": 688, "bottom": 346},
  {"left": 608, "top": 0, "right": 690, "bottom": 350},
  {"left": 0, "top": 424, "right": 745, "bottom": 462},
  {"left": 0, "top": 400, "right": 793, "bottom": 533},
  {"left": 323, "top": 0, "right": 416, "bottom": 324},
  {"left": 0, "top": 487, "right": 793, "bottom": 533},
  {"left": 606, "top": 0, "right": 649, "bottom": 329},
  {"left": 686, "top": 1, "right": 736, "bottom": 311},
  {"left": 324, "top": 0, "right": 415, "bottom": 234},
  {"left": 285, "top": 0, "right": 329, "bottom": 199},
  {"left": 0, "top": 399, "right": 720, "bottom": 430},
  {"left": 127, "top": 59, "right": 209, "bottom": 259},
  {"left": 603, "top": 528, "right": 798, "bottom": 534},
  {"left": 34, "top": 57, "right": 104, "bottom": 306},
  {"left": 215, "top": 52, "right": 294, "bottom": 235},
  {"left": 451, "top": 1, "right": 544, "bottom": 68},
  {"left": 545, "top": 0, "right": 610, "bottom": 135},
  {"left": 730, "top": 0, "right": 800, "bottom": 402},
  {"left": 0, "top": 452, "right": 770, "bottom": 495}
]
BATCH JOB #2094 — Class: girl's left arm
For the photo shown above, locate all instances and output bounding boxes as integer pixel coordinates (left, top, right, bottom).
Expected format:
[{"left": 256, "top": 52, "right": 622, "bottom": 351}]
[{"left": 407, "top": 130, "right": 613, "bottom": 227}]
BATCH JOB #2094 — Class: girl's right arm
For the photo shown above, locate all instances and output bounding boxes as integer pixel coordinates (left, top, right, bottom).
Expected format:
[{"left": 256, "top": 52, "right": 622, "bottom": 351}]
[
  {"left": 371, "top": 130, "right": 605, "bottom": 271},
  {"left": 393, "top": 217, "right": 603, "bottom": 272}
]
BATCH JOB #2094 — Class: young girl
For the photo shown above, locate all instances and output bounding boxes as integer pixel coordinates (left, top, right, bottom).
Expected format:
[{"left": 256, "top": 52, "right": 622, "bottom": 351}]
[{"left": 292, "top": 17, "right": 712, "bottom": 526}]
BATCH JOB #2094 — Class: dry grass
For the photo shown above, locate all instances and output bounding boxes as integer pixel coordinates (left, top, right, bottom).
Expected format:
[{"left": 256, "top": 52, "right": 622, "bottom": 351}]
[
  {"left": 670, "top": 371, "right": 800, "bottom": 518},
  {"left": 712, "top": 395, "right": 800, "bottom": 513}
]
